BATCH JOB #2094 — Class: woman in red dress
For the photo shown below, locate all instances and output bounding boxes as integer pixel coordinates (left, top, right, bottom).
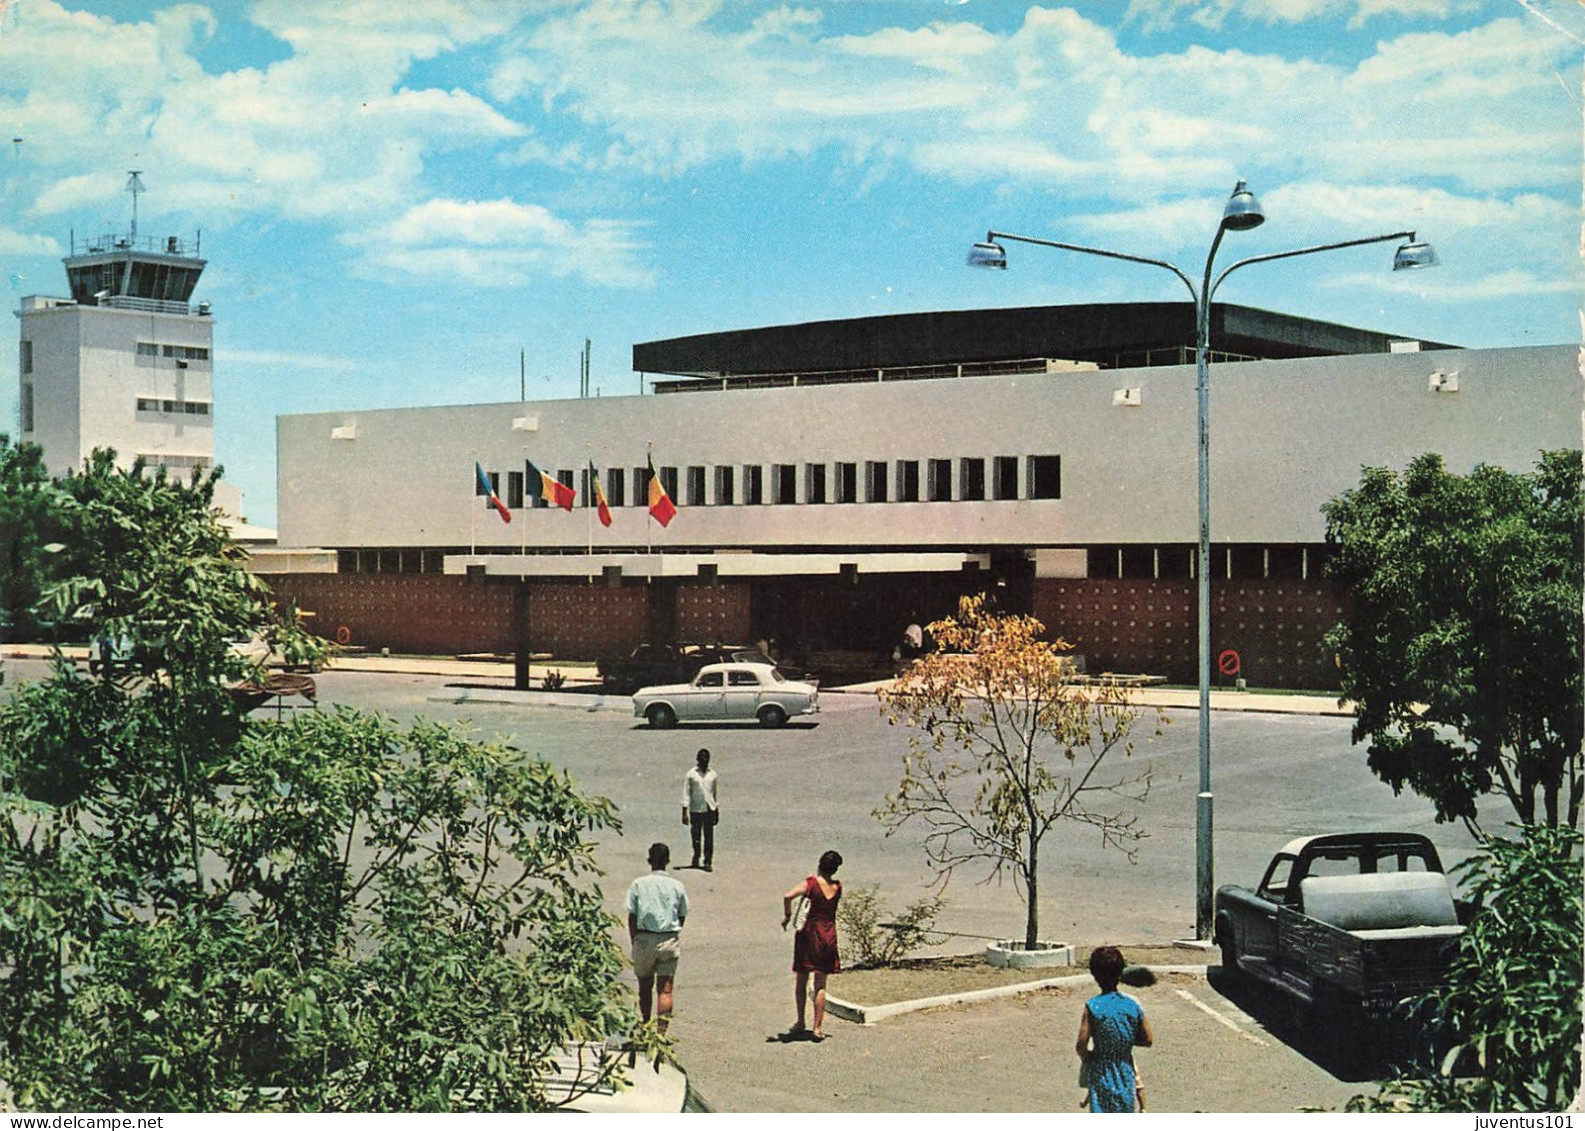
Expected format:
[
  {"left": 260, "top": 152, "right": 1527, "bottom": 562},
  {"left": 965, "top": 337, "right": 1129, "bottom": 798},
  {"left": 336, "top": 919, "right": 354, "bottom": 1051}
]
[{"left": 781, "top": 849, "right": 843, "bottom": 1041}]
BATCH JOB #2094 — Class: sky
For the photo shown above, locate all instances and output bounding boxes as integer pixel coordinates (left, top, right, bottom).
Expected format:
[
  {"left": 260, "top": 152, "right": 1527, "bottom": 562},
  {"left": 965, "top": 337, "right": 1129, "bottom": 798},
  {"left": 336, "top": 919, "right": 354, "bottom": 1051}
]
[{"left": 1, "top": 0, "right": 1581, "bottom": 528}]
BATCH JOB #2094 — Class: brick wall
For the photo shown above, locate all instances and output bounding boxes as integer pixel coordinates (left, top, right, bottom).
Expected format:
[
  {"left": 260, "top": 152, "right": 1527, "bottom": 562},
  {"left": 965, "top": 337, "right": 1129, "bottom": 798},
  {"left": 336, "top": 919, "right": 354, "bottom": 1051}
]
[
  {"left": 675, "top": 582, "right": 752, "bottom": 644},
  {"left": 528, "top": 583, "right": 649, "bottom": 658},
  {"left": 1033, "top": 577, "right": 1343, "bottom": 690},
  {"left": 267, "top": 571, "right": 1344, "bottom": 688},
  {"left": 268, "top": 573, "right": 520, "bottom": 655}
]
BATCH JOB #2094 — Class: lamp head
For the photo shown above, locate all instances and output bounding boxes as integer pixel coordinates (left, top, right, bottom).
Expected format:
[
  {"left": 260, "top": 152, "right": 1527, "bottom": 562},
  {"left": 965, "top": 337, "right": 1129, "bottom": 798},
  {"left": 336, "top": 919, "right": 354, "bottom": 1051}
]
[
  {"left": 1221, "top": 180, "right": 1265, "bottom": 232},
  {"left": 1393, "top": 239, "right": 1439, "bottom": 271},
  {"left": 967, "top": 241, "right": 1007, "bottom": 269}
]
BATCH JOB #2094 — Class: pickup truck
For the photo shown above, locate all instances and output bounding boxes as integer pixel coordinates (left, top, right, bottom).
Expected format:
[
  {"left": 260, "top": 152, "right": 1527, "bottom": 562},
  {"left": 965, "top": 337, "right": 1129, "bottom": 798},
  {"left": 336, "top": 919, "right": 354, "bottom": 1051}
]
[{"left": 1214, "top": 832, "right": 1468, "bottom": 1022}]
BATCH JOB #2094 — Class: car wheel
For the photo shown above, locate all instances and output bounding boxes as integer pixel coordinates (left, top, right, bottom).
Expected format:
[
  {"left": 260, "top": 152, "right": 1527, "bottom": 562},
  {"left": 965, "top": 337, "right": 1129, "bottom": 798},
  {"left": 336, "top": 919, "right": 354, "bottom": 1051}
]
[
  {"left": 1218, "top": 931, "right": 1239, "bottom": 979},
  {"left": 647, "top": 704, "right": 677, "bottom": 729},
  {"left": 758, "top": 705, "right": 787, "bottom": 728}
]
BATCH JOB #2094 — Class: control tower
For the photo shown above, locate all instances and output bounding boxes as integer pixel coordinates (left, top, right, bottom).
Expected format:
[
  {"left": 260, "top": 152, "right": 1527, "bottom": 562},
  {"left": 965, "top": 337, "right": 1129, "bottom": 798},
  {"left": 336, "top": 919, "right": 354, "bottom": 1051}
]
[{"left": 17, "top": 172, "right": 215, "bottom": 479}]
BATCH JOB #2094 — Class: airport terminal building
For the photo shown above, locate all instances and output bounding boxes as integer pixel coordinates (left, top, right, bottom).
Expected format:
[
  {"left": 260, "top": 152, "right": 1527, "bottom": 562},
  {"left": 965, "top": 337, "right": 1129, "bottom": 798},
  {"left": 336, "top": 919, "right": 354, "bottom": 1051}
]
[{"left": 269, "top": 303, "right": 1577, "bottom": 688}]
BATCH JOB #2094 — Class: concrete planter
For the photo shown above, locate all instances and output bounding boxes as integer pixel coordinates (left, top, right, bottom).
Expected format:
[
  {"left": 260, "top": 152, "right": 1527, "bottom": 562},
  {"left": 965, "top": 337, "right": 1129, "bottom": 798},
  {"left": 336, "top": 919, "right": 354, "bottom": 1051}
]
[{"left": 985, "top": 940, "right": 1074, "bottom": 968}]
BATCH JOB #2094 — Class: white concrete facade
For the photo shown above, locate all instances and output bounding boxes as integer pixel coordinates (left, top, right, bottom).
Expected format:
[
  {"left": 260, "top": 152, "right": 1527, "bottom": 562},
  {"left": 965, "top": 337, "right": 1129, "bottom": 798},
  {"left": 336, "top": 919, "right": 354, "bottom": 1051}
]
[
  {"left": 18, "top": 295, "right": 215, "bottom": 478},
  {"left": 275, "top": 343, "right": 1578, "bottom": 565}
]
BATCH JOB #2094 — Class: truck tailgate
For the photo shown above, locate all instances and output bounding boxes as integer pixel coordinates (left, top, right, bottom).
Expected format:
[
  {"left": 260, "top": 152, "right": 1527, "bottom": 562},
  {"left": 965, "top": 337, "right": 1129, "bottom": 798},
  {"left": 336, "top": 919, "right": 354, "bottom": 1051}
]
[{"left": 1279, "top": 907, "right": 1462, "bottom": 1002}]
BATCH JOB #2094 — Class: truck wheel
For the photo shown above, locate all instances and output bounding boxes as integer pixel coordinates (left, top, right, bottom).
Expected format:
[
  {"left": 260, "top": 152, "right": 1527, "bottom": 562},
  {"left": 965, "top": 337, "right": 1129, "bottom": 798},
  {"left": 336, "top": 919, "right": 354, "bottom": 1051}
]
[
  {"left": 647, "top": 704, "right": 677, "bottom": 729},
  {"left": 758, "top": 704, "right": 787, "bottom": 728}
]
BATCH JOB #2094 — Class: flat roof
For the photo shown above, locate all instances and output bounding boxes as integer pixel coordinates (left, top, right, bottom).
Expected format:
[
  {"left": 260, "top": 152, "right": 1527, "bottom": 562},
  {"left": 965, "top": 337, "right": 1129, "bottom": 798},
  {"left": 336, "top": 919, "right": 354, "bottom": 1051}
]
[{"left": 633, "top": 302, "right": 1458, "bottom": 381}]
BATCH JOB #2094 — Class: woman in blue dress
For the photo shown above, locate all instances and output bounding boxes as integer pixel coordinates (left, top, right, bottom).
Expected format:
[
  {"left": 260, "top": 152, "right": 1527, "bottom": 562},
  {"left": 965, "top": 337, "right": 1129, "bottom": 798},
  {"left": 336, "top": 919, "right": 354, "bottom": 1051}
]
[{"left": 1075, "top": 945, "right": 1154, "bottom": 1112}]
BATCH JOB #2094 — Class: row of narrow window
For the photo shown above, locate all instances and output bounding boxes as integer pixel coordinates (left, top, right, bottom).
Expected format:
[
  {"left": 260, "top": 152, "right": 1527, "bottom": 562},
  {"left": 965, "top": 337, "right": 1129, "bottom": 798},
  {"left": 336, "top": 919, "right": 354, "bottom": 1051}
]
[
  {"left": 135, "top": 342, "right": 211, "bottom": 361},
  {"left": 486, "top": 455, "right": 1062, "bottom": 511},
  {"left": 1086, "top": 544, "right": 1333, "bottom": 581},
  {"left": 339, "top": 542, "right": 1331, "bottom": 578},
  {"left": 136, "top": 397, "right": 211, "bottom": 416}
]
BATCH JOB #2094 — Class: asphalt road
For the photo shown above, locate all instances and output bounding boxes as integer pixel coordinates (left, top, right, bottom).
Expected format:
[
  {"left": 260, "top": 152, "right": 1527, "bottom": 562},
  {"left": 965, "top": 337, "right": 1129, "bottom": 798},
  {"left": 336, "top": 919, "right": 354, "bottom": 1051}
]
[{"left": 0, "top": 658, "right": 1488, "bottom": 1111}]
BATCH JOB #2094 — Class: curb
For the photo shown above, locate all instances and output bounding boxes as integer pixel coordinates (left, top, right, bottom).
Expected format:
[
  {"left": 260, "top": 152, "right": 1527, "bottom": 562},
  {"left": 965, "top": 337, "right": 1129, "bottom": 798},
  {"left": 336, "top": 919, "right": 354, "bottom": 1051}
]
[{"left": 827, "top": 964, "right": 1211, "bottom": 1026}]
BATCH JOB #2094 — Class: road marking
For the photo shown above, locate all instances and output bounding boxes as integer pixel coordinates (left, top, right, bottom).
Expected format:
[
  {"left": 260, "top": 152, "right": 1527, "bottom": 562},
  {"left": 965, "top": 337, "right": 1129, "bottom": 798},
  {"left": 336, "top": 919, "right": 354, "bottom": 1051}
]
[{"left": 1172, "top": 988, "right": 1268, "bottom": 1046}]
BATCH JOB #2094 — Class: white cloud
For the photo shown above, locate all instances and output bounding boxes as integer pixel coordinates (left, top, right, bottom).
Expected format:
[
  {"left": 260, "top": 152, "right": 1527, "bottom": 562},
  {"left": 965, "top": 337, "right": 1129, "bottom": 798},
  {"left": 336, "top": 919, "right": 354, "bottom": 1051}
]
[
  {"left": 1331, "top": 265, "right": 1582, "bottom": 301},
  {"left": 0, "top": 227, "right": 60, "bottom": 256},
  {"left": 488, "top": 1, "right": 1578, "bottom": 209},
  {"left": 0, "top": 0, "right": 1574, "bottom": 308},
  {"left": 223, "top": 349, "right": 360, "bottom": 373},
  {"left": 6, "top": 0, "right": 529, "bottom": 232},
  {"left": 353, "top": 198, "right": 653, "bottom": 288},
  {"left": 1123, "top": 0, "right": 1476, "bottom": 30}
]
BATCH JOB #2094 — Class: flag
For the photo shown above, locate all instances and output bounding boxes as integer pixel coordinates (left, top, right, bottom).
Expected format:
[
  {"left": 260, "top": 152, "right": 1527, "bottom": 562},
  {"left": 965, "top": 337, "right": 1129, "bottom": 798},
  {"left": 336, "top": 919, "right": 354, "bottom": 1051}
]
[
  {"left": 526, "top": 459, "right": 576, "bottom": 511},
  {"left": 589, "top": 462, "right": 613, "bottom": 527},
  {"left": 474, "top": 461, "right": 511, "bottom": 524},
  {"left": 647, "top": 456, "right": 677, "bottom": 527}
]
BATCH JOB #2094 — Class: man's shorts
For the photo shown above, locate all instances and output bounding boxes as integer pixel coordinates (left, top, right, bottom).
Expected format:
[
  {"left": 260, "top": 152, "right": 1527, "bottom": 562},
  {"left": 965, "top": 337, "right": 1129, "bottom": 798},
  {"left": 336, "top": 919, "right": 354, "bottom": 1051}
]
[{"left": 632, "top": 930, "right": 681, "bottom": 978}]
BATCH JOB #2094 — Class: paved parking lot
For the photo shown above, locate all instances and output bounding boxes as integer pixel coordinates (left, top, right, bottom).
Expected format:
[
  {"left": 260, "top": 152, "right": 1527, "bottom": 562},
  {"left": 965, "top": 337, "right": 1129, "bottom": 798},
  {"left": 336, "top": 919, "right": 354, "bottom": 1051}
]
[{"left": 686, "top": 972, "right": 1374, "bottom": 1113}]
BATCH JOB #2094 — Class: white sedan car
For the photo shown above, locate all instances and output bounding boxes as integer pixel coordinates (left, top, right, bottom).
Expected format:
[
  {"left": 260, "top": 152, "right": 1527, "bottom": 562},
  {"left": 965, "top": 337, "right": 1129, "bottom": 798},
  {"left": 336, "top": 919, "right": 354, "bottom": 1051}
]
[{"left": 633, "top": 662, "right": 819, "bottom": 728}]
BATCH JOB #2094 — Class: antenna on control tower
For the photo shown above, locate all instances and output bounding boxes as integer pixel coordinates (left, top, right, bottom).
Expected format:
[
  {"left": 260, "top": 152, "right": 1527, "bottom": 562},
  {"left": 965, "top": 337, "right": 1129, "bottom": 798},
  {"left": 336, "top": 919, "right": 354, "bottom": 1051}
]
[{"left": 126, "top": 170, "right": 145, "bottom": 241}]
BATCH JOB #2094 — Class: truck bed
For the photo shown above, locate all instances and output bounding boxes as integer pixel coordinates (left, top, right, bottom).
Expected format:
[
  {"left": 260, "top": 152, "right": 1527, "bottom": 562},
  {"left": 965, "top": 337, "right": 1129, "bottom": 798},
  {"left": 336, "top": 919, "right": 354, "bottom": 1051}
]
[
  {"left": 1280, "top": 871, "right": 1464, "bottom": 1006},
  {"left": 1278, "top": 908, "right": 1462, "bottom": 1004}
]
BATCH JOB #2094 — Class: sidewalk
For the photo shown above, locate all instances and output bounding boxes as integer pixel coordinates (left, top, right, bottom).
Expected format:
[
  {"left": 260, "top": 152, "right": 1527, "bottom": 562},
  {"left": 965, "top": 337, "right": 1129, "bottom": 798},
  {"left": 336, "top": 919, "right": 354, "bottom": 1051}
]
[
  {"left": 399, "top": 657, "right": 1351, "bottom": 718},
  {"left": 4, "top": 644, "right": 1352, "bottom": 717}
]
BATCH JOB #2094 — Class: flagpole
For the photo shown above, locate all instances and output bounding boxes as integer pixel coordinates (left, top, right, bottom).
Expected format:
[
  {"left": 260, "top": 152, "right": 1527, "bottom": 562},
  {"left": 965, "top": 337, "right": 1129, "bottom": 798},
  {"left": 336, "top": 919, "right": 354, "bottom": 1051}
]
[
  {"left": 646, "top": 441, "right": 654, "bottom": 559},
  {"left": 586, "top": 447, "right": 594, "bottom": 582},
  {"left": 470, "top": 453, "right": 478, "bottom": 559}
]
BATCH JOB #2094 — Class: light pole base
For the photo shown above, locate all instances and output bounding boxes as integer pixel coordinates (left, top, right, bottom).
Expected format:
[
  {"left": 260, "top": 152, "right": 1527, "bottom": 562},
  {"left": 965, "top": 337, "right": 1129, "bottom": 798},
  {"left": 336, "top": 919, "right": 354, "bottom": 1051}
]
[{"left": 1195, "top": 790, "right": 1215, "bottom": 941}]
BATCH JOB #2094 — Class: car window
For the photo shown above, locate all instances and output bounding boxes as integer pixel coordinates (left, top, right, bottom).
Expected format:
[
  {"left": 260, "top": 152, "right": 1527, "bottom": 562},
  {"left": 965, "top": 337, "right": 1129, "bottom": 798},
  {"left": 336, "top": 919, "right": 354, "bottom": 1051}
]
[
  {"left": 728, "top": 670, "right": 760, "bottom": 687},
  {"left": 1373, "top": 849, "right": 1432, "bottom": 873},
  {"left": 1258, "top": 856, "right": 1294, "bottom": 903},
  {"left": 766, "top": 668, "right": 785, "bottom": 683},
  {"left": 696, "top": 671, "right": 724, "bottom": 688},
  {"left": 1305, "top": 854, "right": 1362, "bottom": 879}
]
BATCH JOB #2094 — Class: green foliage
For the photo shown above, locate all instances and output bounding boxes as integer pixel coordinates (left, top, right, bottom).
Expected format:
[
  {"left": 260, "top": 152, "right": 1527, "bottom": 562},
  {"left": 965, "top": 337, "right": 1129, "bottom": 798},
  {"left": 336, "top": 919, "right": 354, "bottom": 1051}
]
[
  {"left": 877, "top": 595, "right": 1162, "bottom": 950},
  {"left": 1347, "top": 824, "right": 1582, "bottom": 1112},
  {"left": 45, "top": 451, "right": 270, "bottom": 690},
  {"left": 836, "top": 886, "right": 947, "bottom": 968},
  {"left": 1323, "top": 451, "right": 1583, "bottom": 831},
  {"left": 266, "top": 599, "right": 338, "bottom": 672},
  {"left": 0, "top": 453, "right": 641, "bottom": 1111},
  {"left": 0, "top": 435, "right": 58, "bottom": 640}
]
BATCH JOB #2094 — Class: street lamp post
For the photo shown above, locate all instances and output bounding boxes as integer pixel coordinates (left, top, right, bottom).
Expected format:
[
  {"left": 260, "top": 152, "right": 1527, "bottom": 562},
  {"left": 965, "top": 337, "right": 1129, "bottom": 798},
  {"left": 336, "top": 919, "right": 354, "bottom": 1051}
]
[{"left": 969, "top": 182, "right": 1437, "bottom": 940}]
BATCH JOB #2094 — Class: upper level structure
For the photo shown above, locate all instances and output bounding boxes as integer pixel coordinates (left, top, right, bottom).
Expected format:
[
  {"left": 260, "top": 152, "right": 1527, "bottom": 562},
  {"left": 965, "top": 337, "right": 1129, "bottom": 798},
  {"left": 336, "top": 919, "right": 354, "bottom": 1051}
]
[
  {"left": 62, "top": 229, "right": 207, "bottom": 315},
  {"left": 634, "top": 303, "right": 1459, "bottom": 393}
]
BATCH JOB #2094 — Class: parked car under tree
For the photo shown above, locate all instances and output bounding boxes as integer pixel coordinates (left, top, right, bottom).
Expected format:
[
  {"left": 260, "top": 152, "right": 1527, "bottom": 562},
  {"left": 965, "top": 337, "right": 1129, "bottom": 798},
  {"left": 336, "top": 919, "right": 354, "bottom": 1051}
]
[{"left": 632, "top": 662, "right": 819, "bottom": 728}]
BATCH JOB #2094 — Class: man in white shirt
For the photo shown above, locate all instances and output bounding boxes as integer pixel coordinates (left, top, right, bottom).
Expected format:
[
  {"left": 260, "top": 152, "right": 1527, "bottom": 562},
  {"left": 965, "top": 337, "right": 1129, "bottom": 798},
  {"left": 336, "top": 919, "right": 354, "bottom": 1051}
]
[
  {"left": 626, "top": 842, "right": 689, "bottom": 1035},
  {"left": 681, "top": 748, "right": 720, "bottom": 871}
]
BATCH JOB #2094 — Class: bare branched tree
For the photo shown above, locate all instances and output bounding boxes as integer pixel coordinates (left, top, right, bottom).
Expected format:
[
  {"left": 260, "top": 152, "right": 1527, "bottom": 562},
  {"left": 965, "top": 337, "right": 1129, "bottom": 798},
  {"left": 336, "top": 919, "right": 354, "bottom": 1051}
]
[{"left": 875, "top": 595, "right": 1164, "bottom": 950}]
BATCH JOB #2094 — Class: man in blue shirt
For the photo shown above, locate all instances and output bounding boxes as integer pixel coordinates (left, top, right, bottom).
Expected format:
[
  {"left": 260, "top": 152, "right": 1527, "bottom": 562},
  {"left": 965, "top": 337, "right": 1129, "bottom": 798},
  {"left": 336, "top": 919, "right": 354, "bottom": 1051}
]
[{"left": 626, "top": 842, "right": 689, "bottom": 1034}]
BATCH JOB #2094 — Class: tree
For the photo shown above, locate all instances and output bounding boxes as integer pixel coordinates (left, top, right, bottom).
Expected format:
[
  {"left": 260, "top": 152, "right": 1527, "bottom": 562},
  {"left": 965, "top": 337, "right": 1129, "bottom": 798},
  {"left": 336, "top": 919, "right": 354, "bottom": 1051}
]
[
  {"left": 1347, "top": 823, "right": 1582, "bottom": 1113},
  {"left": 876, "top": 595, "right": 1162, "bottom": 951},
  {"left": 0, "top": 435, "right": 58, "bottom": 641},
  {"left": 0, "top": 453, "right": 640, "bottom": 1111},
  {"left": 1322, "top": 450, "right": 1583, "bottom": 833}
]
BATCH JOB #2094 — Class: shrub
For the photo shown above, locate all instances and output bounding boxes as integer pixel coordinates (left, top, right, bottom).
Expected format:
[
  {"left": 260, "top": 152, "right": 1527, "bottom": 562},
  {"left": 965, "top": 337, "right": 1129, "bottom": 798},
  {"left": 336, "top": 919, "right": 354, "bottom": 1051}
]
[
  {"left": 838, "top": 886, "right": 946, "bottom": 968},
  {"left": 543, "top": 670, "right": 566, "bottom": 691},
  {"left": 1347, "top": 824, "right": 1582, "bottom": 1112}
]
